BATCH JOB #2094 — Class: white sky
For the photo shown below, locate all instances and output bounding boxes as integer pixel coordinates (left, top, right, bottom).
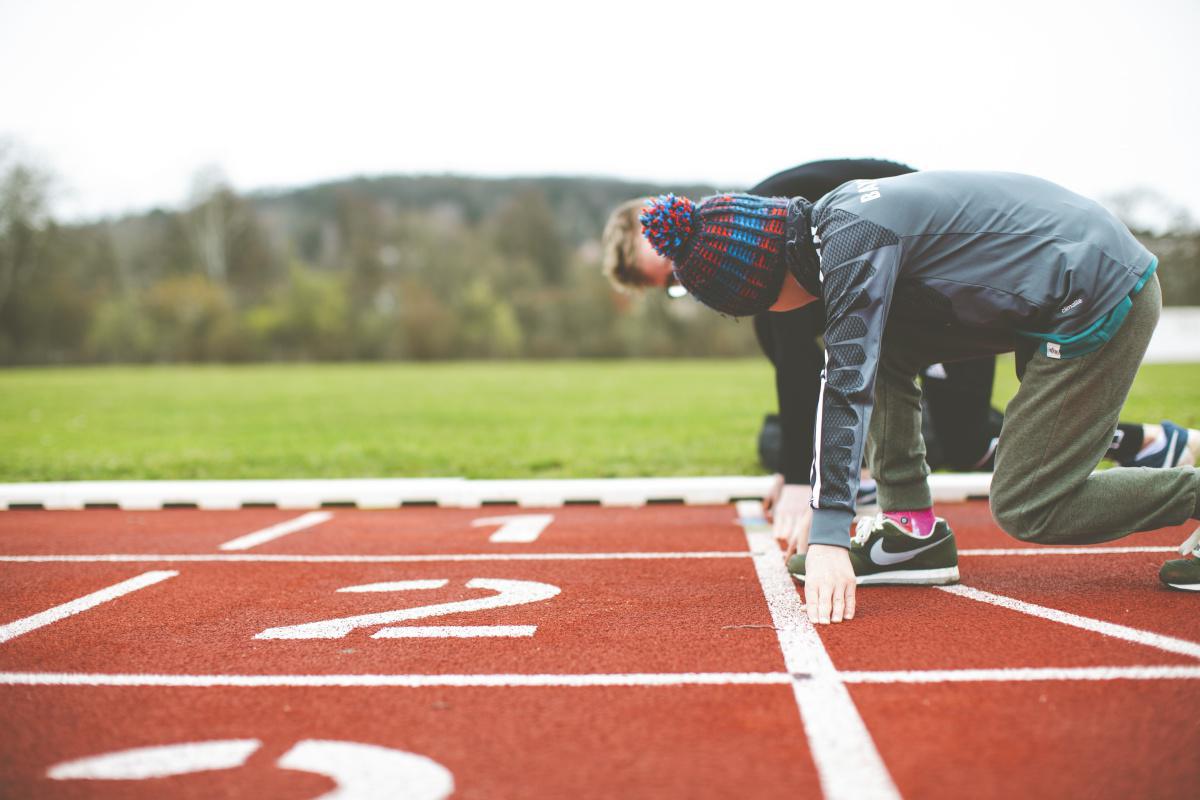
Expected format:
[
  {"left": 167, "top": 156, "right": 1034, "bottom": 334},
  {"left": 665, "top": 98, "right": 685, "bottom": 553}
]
[{"left": 1, "top": 0, "right": 1198, "bottom": 225}]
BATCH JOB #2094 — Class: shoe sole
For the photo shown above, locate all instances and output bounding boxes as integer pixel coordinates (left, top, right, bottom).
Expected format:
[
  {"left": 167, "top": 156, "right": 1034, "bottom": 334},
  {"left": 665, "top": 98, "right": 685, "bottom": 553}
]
[
  {"left": 1161, "top": 581, "right": 1200, "bottom": 591},
  {"left": 790, "top": 566, "right": 960, "bottom": 586}
]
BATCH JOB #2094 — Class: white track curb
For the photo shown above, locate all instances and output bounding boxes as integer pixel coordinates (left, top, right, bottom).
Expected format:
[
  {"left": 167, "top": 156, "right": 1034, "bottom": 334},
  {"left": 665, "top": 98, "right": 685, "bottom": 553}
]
[{"left": 0, "top": 474, "right": 992, "bottom": 511}]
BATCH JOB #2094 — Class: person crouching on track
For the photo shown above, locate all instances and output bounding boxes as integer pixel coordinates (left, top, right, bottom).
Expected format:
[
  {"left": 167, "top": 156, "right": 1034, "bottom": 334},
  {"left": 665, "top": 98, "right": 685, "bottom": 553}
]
[
  {"left": 600, "top": 160, "right": 1199, "bottom": 562},
  {"left": 638, "top": 171, "right": 1200, "bottom": 624}
]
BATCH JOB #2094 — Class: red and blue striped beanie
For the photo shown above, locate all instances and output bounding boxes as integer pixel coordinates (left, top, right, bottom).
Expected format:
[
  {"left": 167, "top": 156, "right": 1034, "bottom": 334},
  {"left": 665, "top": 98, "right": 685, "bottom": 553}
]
[{"left": 640, "top": 193, "right": 790, "bottom": 316}]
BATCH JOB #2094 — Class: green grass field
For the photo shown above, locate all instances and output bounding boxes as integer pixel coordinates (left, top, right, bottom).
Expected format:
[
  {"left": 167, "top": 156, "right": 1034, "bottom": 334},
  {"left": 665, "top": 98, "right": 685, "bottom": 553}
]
[{"left": 1, "top": 360, "right": 1197, "bottom": 482}]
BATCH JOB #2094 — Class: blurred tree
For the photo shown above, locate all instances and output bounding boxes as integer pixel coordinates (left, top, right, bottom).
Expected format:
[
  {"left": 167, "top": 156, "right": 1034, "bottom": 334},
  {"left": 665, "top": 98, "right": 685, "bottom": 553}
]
[
  {"left": 457, "top": 277, "right": 523, "bottom": 357},
  {"left": 87, "top": 297, "right": 156, "bottom": 361},
  {"left": 1108, "top": 188, "right": 1200, "bottom": 306},
  {"left": 396, "top": 278, "right": 456, "bottom": 360},
  {"left": 0, "top": 145, "right": 55, "bottom": 361},
  {"left": 247, "top": 262, "right": 350, "bottom": 360},
  {"left": 1142, "top": 231, "right": 1200, "bottom": 307},
  {"left": 334, "top": 187, "right": 387, "bottom": 311},
  {"left": 140, "top": 274, "right": 253, "bottom": 361},
  {"left": 185, "top": 167, "right": 280, "bottom": 305},
  {"left": 493, "top": 187, "right": 567, "bottom": 286}
]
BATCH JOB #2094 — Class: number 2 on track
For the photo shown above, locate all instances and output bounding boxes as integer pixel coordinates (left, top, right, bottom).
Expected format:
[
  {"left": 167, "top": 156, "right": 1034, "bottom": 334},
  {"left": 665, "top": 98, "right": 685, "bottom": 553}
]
[{"left": 254, "top": 578, "right": 561, "bottom": 640}]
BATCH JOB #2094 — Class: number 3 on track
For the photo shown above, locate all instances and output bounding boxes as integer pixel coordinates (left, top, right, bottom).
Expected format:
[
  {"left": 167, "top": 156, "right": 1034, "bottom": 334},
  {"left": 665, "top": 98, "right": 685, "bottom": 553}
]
[
  {"left": 49, "top": 739, "right": 453, "bottom": 800},
  {"left": 255, "top": 578, "right": 561, "bottom": 640}
]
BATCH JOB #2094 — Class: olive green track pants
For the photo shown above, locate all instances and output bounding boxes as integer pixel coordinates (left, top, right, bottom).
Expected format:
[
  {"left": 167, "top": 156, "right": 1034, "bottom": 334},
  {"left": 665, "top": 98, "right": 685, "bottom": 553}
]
[{"left": 869, "top": 273, "right": 1200, "bottom": 543}]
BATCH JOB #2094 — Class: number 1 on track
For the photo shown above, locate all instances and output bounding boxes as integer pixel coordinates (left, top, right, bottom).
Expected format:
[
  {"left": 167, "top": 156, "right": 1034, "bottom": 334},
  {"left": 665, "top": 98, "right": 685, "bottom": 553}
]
[{"left": 471, "top": 514, "right": 554, "bottom": 543}]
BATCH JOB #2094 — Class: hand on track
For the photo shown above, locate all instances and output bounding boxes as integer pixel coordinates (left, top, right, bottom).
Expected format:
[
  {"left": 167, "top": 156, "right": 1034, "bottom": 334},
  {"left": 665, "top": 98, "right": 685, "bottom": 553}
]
[
  {"left": 763, "top": 474, "right": 785, "bottom": 519},
  {"left": 803, "top": 545, "right": 856, "bottom": 624},
  {"left": 768, "top": 482, "right": 813, "bottom": 561}
]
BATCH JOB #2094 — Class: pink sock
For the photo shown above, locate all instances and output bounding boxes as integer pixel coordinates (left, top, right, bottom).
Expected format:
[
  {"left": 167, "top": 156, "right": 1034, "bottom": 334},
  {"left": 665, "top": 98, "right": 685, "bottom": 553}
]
[{"left": 885, "top": 508, "right": 937, "bottom": 537}]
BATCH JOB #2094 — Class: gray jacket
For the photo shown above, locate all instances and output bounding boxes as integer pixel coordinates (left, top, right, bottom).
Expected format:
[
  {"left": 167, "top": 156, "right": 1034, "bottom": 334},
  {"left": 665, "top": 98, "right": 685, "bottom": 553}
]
[{"left": 799, "top": 170, "right": 1157, "bottom": 548}]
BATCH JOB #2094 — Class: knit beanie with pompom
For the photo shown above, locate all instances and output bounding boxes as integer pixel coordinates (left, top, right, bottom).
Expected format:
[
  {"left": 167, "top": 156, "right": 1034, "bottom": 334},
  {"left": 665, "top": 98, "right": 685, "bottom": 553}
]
[{"left": 640, "top": 192, "right": 812, "bottom": 317}]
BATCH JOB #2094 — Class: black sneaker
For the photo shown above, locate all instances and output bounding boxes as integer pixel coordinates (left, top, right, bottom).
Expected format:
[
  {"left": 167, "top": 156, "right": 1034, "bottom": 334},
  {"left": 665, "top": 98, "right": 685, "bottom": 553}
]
[
  {"left": 788, "top": 513, "right": 959, "bottom": 585},
  {"left": 1159, "top": 528, "right": 1200, "bottom": 591}
]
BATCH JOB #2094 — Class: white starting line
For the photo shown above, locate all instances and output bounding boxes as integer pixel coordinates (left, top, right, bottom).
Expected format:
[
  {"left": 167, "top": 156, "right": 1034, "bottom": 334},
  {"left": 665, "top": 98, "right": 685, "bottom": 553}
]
[
  {"left": 0, "top": 546, "right": 1179, "bottom": 564},
  {"left": 0, "top": 552, "right": 753, "bottom": 563},
  {"left": 839, "top": 665, "right": 1200, "bottom": 684},
  {"left": 736, "top": 501, "right": 900, "bottom": 800},
  {"left": 957, "top": 546, "right": 1176, "bottom": 556},
  {"left": 3, "top": 665, "right": 1199, "bottom": 688}
]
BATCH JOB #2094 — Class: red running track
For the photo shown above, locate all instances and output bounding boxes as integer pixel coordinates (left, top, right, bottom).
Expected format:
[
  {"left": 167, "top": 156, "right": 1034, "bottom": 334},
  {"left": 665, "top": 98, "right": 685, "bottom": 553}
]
[{"left": 1, "top": 502, "right": 1197, "bottom": 799}]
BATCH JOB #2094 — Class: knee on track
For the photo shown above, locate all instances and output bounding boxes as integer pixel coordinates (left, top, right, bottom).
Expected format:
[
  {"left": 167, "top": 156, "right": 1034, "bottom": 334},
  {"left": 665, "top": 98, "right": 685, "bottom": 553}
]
[{"left": 990, "top": 494, "right": 1055, "bottom": 543}]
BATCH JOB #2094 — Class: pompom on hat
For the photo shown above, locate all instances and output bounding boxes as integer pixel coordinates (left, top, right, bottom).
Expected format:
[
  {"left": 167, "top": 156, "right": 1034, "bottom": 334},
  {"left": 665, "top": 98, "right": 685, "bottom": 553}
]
[{"left": 640, "top": 192, "right": 795, "bottom": 317}]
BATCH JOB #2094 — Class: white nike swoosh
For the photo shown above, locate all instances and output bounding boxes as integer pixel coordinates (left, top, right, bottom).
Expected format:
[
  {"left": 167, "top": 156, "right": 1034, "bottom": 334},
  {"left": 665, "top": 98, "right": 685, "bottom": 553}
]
[{"left": 870, "top": 536, "right": 947, "bottom": 566}]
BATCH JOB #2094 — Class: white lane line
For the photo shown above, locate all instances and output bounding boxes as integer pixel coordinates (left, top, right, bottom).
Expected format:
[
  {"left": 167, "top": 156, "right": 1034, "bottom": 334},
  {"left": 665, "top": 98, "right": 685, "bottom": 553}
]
[
  {"left": 0, "top": 671, "right": 793, "bottom": 687},
  {"left": 0, "top": 549, "right": 1173, "bottom": 563},
  {"left": 0, "top": 571, "right": 178, "bottom": 645},
  {"left": 4, "top": 666, "right": 1199, "bottom": 688},
  {"left": 841, "top": 665, "right": 1200, "bottom": 683},
  {"left": 938, "top": 584, "right": 1200, "bottom": 660},
  {"left": 218, "top": 511, "right": 333, "bottom": 551},
  {"left": 736, "top": 501, "right": 900, "bottom": 800},
  {"left": 373, "top": 626, "right": 537, "bottom": 638},
  {"left": 959, "top": 546, "right": 1175, "bottom": 556},
  {"left": 0, "top": 552, "right": 750, "bottom": 563}
]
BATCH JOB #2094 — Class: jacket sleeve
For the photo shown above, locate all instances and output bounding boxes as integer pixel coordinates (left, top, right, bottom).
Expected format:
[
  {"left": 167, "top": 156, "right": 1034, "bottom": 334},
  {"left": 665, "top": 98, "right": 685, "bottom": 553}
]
[
  {"left": 751, "top": 161, "right": 917, "bottom": 490},
  {"left": 808, "top": 207, "right": 903, "bottom": 548}
]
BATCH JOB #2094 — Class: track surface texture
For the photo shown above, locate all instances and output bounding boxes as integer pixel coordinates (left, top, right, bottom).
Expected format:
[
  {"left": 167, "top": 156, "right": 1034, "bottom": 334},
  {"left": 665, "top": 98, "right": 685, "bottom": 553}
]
[{"left": 1, "top": 501, "right": 1197, "bottom": 799}]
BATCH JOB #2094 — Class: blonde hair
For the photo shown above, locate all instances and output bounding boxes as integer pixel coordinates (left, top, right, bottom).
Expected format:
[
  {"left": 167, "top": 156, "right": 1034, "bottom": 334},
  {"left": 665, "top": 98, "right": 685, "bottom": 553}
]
[{"left": 600, "top": 198, "right": 652, "bottom": 290}]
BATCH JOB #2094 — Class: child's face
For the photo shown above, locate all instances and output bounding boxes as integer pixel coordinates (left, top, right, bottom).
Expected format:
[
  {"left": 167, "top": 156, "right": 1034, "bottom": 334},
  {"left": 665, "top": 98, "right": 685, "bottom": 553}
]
[
  {"left": 770, "top": 271, "right": 819, "bottom": 312},
  {"left": 635, "top": 229, "right": 675, "bottom": 288}
]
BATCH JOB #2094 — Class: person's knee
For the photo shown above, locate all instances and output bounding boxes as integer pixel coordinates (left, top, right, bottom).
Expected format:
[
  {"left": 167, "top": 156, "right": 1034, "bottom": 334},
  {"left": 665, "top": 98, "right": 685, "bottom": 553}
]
[
  {"left": 990, "top": 497, "right": 1055, "bottom": 542},
  {"left": 990, "top": 477, "right": 1054, "bottom": 542},
  {"left": 990, "top": 495, "right": 1023, "bottom": 540}
]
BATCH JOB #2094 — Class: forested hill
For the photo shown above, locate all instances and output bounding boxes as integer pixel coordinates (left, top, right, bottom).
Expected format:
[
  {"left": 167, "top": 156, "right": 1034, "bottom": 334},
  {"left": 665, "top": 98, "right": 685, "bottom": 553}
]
[
  {"left": 2, "top": 162, "right": 1197, "bottom": 365},
  {"left": 2, "top": 168, "right": 754, "bottom": 365},
  {"left": 252, "top": 174, "right": 723, "bottom": 248}
]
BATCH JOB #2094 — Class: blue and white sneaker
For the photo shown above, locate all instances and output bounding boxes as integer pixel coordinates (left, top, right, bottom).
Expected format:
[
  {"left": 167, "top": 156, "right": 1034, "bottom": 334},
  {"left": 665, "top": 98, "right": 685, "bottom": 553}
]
[{"left": 1133, "top": 420, "right": 1199, "bottom": 468}]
